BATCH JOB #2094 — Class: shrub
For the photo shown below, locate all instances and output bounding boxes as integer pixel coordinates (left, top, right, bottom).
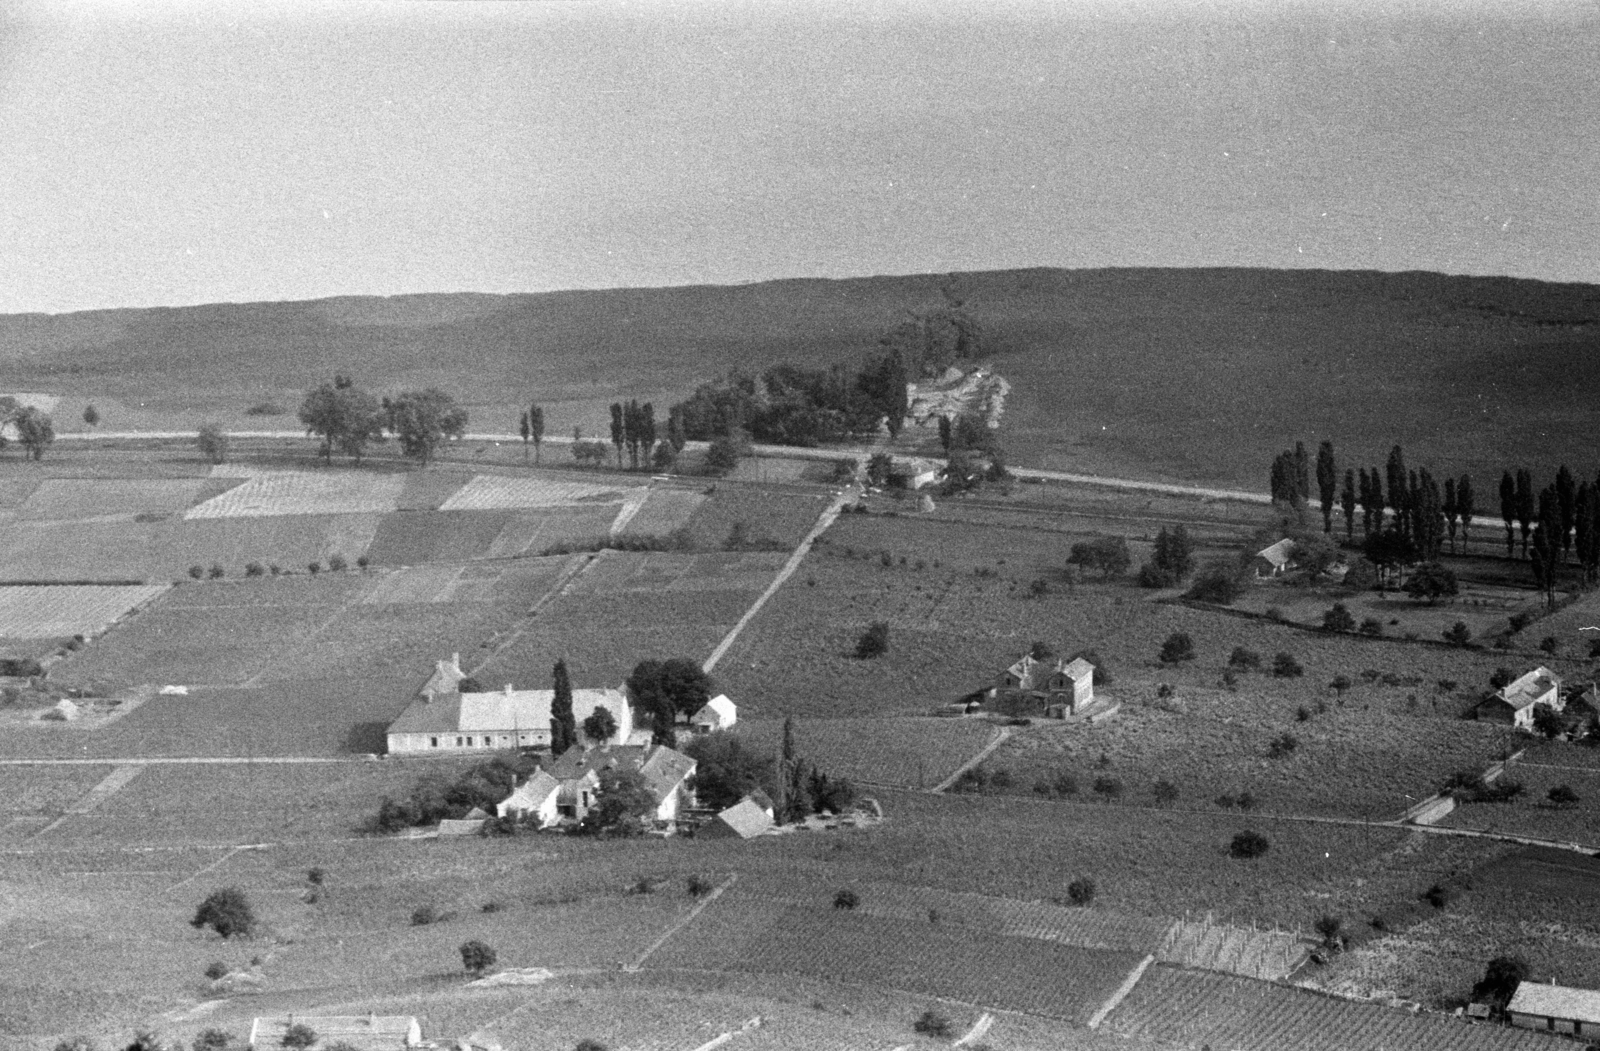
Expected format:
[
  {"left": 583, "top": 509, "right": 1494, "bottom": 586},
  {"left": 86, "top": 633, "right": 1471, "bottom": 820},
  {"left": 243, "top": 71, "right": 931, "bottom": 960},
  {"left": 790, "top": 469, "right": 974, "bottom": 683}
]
[
  {"left": 575, "top": 1042, "right": 610, "bottom": 1051},
  {"left": 1329, "top": 675, "right": 1352, "bottom": 698},
  {"left": 53, "top": 1040, "right": 98, "bottom": 1051},
  {"left": 1236, "top": 791, "right": 1257, "bottom": 811},
  {"left": 1422, "top": 883, "right": 1453, "bottom": 908},
  {"left": 460, "top": 939, "right": 497, "bottom": 976},
  {"left": 480, "top": 900, "right": 505, "bottom": 913},
  {"left": 1549, "top": 784, "right": 1581, "bottom": 807},
  {"left": 356, "top": 554, "right": 370, "bottom": 569},
  {"left": 306, "top": 867, "right": 324, "bottom": 886},
  {"left": 1295, "top": 706, "right": 1311, "bottom": 723},
  {"left": 244, "top": 562, "right": 264, "bottom": 577},
  {"left": 1153, "top": 779, "right": 1179, "bottom": 805},
  {"left": 1265, "top": 606, "right": 1285, "bottom": 622},
  {"left": 1215, "top": 793, "right": 1237, "bottom": 809},
  {"left": 1508, "top": 611, "right": 1533, "bottom": 633},
  {"left": 193, "top": 1029, "right": 234, "bottom": 1050},
  {"left": 1091, "top": 776, "right": 1124, "bottom": 801},
  {"left": 1067, "top": 877, "right": 1097, "bottom": 906},
  {"left": 1052, "top": 772, "right": 1079, "bottom": 796},
  {"left": 1358, "top": 617, "right": 1383, "bottom": 636},
  {"left": 1228, "top": 647, "right": 1261, "bottom": 670},
  {"left": 327, "top": 554, "right": 348, "bottom": 572},
  {"left": 1490, "top": 667, "right": 1516, "bottom": 689},
  {"left": 307, "top": 561, "right": 321, "bottom": 575},
  {"left": 912, "top": 1010, "right": 953, "bottom": 1037},
  {"left": 1272, "top": 652, "right": 1304, "bottom": 678},
  {"left": 282, "top": 1024, "right": 317, "bottom": 1050},
  {"left": 203, "top": 960, "right": 229, "bottom": 980},
  {"left": 191, "top": 887, "right": 255, "bottom": 939},
  {"left": 1443, "top": 622, "right": 1472, "bottom": 647},
  {"left": 833, "top": 888, "right": 860, "bottom": 910},
  {"left": 1158, "top": 632, "right": 1196, "bottom": 664},
  {"left": 1186, "top": 560, "right": 1245, "bottom": 604},
  {"left": 1268, "top": 732, "right": 1299, "bottom": 758},
  {"left": 855, "top": 621, "right": 890, "bottom": 659},
  {"left": 245, "top": 402, "right": 286, "bottom": 416},
  {"left": 1313, "top": 914, "right": 1346, "bottom": 950},
  {"left": 1220, "top": 668, "right": 1239, "bottom": 691},
  {"left": 1540, "top": 635, "right": 1561, "bottom": 655},
  {"left": 1229, "top": 830, "right": 1270, "bottom": 859},
  {"left": 411, "top": 904, "right": 442, "bottom": 926},
  {"left": 1321, "top": 603, "right": 1356, "bottom": 632},
  {"left": 207, "top": 563, "right": 224, "bottom": 579},
  {"left": 188, "top": 565, "right": 204, "bottom": 580},
  {"left": 687, "top": 875, "right": 713, "bottom": 897},
  {"left": 269, "top": 564, "right": 282, "bottom": 576}
]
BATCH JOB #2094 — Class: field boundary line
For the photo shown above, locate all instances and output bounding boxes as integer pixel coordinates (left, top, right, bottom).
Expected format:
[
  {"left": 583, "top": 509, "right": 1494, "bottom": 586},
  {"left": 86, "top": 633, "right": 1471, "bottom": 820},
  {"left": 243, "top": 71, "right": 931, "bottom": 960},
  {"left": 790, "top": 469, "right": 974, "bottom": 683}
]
[
  {"left": 953, "top": 1011, "right": 994, "bottom": 1047},
  {"left": 31, "top": 764, "right": 145, "bottom": 838},
  {"left": 928, "top": 726, "right": 1016, "bottom": 794},
  {"left": 464, "top": 552, "right": 595, "bottom": 677},
  {"left": 164, "top": 843, "right": 260, "bottom": 893},
  {"left": 607, "top": 493, "right": 648, "bottom": 537},
  {"left": 686, "top": 1015, "right": 763, "bottom": 1051},
  {"left": 702, "top": 489, "right": 851, "bottom": 674},
  {"left": 625, "top": 873, "right": 738, "bottom": 972},
  {"left": 1085, "top": 953, "right": 1154, "bottom": 1029}
]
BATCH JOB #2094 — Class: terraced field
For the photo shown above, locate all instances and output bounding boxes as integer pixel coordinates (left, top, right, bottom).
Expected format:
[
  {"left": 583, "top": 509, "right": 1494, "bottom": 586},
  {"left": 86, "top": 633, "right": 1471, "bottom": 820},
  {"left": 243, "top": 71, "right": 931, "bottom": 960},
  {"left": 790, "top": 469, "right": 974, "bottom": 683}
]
[
  {"left": 1105, "top": 965, "right": 1568, "bottom": 1051},
  {"left": 186, "top": 467, "right": 406, "bottom": 518},
  {"left": 0, "top": 584, "right": 169, "bottom": 638},
  {"left": 437, "top": 474, "right": 645, "bottom": 511}
]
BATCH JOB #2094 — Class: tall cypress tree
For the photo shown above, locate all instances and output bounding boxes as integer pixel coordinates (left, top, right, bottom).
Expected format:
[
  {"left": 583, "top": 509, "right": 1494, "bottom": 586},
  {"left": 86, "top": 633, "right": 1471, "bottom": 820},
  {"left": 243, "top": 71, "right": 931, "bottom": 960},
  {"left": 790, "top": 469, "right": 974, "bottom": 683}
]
[
  {"left": 1557, "top": 465, "right": 1577, "bottom": 561},
  {"left": 780, "top": 716, "right": 808, "bottom": 823},
  {"left": 1385, "top": 446, "right": 1408, "bottom": 534},
  {"left": 609, "top": 403, "right": 625, "bottom": 467},
  {"left": 1500, "top": 471, "right": 1517, "bottom": 557},
  {"left": 1443, "top": 477, "right": 1459, "bottom": 553},
  {"left": 1341, "top": 469, "right": 1357, "bottom": 542},
  {"left": 529, "top": 404, "right": 545, "bottom": 463},
  {"left": 519, "top": 411, "right": 531, "bottom": 459},
  {"left": 1458, "top": 474, "right": 1475, "bottom": 552},
  {"left": 551, "top": 659, "right": 576, "bottom": 756},
  {"left": 1516, "top": 468, "right": 1535, "bottom": 557},
  {"left": 1315, "top": 441, "right": 1337, "bottom": 533},
  {"left": 1294, "top": 442, "right": 1310, "bottom": 505}
]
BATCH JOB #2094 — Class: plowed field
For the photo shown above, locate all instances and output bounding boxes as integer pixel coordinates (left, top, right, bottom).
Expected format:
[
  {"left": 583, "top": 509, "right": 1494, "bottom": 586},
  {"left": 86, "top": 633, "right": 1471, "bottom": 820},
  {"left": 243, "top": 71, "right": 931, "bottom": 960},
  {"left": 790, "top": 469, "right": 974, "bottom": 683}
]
[
  {"left": 438, "top": 474, "right": 644, "bottom": 510},
  {"left": 0, "top": 584, "right": 169, "bottom": 638},
  {"left": 186, "top": 468, "right": 405, "bottom": 518}
]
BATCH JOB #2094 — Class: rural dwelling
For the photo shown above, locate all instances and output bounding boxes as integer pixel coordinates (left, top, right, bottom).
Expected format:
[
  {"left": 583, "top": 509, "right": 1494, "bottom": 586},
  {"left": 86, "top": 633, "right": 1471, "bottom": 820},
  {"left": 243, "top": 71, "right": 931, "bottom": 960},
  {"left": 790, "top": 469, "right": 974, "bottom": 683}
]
[
  {"left": 495, "top": 769, "right": 560, "bottom": 827},
  {"left": 46, "top": 698, "right": 80, "bottom": 721},
  {"left": 385, "top": 675, "right": 633, "bottom": 754},
  {"left": 1507, "top": 980, "right": 1600, "bottom": 1036},
  {"left": 996, "top": 653, "right": 1095, "bottom": 717},
  {"left": 1475, "top": 667, "right": 1563, "bottom": 731},
  {"left": 248, "top": 1014, "right": 422, "bottom": 1049},
  {"left": 691, "top": 694, "right": 737, "bottom": 733},
  {"left": 700, "top": 796, "right": 774, "bottom": 839},
  {"left": 890, "top": 456, "right": 942, "bottom": 490},
  {"left": 639, "top": 745, "right": 698, "bottom": 823},
  {"left": 1253, "top": 538, "right": 1295, "bottom": 578}
]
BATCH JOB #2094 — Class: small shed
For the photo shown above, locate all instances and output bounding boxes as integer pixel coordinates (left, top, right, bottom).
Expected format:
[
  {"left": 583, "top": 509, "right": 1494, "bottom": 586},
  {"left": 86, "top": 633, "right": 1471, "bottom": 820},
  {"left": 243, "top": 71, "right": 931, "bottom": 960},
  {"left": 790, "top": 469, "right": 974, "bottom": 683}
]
[
  {"left": 700, "top": 797, "right": 774, "bottom": 840},
  {"left": 496, "top": 770, "right": 560, "bottom": 827},
  {"left": 1507, "top": 980, "right": 1600, "bottom": 1036},
  {"left": 691, "top": 694, "right": 737, "bottom": 733},
  {"left": 437, "top": 818, "right": 485, "bottom": 837},
  {"left": 48, "top": 698, "right": 80, "bottom": 722},
  {"left": 1254, "top": 538, "right": 1295, "bottom": 578}
]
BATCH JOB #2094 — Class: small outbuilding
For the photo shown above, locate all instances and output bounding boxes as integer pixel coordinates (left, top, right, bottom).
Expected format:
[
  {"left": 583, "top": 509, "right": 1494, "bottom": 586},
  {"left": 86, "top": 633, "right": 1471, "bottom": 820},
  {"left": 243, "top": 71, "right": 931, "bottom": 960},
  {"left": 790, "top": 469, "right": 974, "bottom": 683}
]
[
  {"left": 1507, "top": 980, "right": 1600, "bottom": 1037},
  {"left": 690, "top": 694, "right": 738, "bottom": 733},
  {"left": 495, "top": 770, "right": 561, "bottom": 827},
  {"left": 1254, "top": 538, "right": 1295, "bottom": 578},
  {"left": 700, "top": 796, "right": 775, "bottom": 840},
  {"left": 1475, "top": 666, "right": 1562, "bottom": 731},
  {"left": 248, "top": 1014, "right": 423, "bottom": 1049}
]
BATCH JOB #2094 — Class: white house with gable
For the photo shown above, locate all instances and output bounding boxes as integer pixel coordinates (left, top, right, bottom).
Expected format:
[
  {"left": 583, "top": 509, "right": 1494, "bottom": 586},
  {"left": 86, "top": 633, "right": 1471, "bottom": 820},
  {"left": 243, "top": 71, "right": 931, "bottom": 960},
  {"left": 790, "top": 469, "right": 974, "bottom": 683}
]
[
  {"left": 690, "top": 694, "right": 737, "bottom": 733},
  {"left": 386, "top": 666, "right": 633, "bottom": 754}
]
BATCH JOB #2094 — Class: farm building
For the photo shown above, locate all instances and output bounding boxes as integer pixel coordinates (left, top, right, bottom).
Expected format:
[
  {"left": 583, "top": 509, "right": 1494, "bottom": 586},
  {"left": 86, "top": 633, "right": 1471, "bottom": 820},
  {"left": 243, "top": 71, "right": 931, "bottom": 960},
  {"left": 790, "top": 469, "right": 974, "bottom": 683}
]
[
  {"left": 248, "top": 1014, "right": 422, "bottom": 1049},
  {"left": 495, "top": 769, "right": 561, "bottom": 827},
  {"left": 690, "top": 694, "right": 737, "bottom": 733},
  {"left": 420, "top": 652, "right": 468, "bottom": 699},
  {"left": 995, "top": 653, "right": 1095, "bottom": 716},
  {"left": 701, "top": 796, "right": 775, "bottom": 839},
  {"left": 1475, "top": 667, "right": 1562, "bottom": 730},
  {"left": 890, "top": 456, "right": 942, "bottom": 490},
  {"left": 1253, "top": 538, "right": 1295, "bottom": 578},
  {"left": 385, "top": 682, "right": 633, "bottom": 754},
  {"left": 1507, "top": 979, "right": 1600, "bottom": 1036},
  {"left": 534, "top": 743, "right": 697, "bottom": 827},
  {"left": 639, "top": 744, "right": 698, "bottom": 823}
]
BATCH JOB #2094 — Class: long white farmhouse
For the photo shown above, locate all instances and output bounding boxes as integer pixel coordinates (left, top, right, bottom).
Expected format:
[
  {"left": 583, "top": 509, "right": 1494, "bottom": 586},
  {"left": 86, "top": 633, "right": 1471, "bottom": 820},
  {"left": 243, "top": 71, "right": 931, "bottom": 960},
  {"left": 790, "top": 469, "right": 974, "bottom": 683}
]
[{"left": 386, "top": 665, "right": 634, "bottom": 755}]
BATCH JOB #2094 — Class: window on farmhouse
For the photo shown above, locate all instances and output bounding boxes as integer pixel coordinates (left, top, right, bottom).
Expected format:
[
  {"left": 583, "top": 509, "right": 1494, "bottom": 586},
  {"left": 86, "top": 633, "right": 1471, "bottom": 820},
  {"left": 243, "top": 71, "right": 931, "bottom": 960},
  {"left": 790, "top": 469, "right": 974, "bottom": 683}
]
[{"left": 430, "top": 737, "right": 438, "bottom": 747}]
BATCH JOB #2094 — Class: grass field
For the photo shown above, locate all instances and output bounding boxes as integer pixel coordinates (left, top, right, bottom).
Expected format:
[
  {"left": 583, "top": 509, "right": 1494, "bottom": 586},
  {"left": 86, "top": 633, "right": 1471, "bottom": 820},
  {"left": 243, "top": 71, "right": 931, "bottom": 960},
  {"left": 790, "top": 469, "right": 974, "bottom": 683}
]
[
  {"left": 0, "top": 584, "right": 169, "bottom": 638},
  {"left": 735, "top": 718, "right": 997, "bottom": 790}
]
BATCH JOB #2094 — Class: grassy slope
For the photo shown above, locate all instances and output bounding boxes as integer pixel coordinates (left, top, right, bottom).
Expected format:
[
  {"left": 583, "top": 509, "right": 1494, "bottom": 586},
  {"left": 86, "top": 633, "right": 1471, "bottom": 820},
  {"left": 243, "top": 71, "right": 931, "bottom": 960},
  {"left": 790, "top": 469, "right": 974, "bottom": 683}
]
[{"left": 4, "top": 268, "right": 1598, "bottom": 487}]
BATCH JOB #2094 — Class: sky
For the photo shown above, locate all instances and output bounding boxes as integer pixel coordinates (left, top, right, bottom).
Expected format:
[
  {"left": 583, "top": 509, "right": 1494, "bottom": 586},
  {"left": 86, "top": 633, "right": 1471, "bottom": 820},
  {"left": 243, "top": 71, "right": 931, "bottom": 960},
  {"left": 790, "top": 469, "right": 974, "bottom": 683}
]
[{"left": 1, "top": 0, "right": 1597, "bottom": 315}]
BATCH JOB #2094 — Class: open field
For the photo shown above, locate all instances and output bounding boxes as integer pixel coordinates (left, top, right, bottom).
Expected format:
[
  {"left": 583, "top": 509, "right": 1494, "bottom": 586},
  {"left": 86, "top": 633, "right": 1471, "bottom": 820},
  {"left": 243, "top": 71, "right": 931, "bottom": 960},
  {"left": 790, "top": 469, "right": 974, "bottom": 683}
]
[
  {"left": 735, "top": 718, "right": 998, "bottom": 790},
  {"left": 14, "top": 477, "right": 220, "bottom": 520},
  {"left": 187, "top": 466, "right": 406, "bottom": 518},
  {"left": 0, "top": 584, "right": 169, "bottom": 638},
  {"left": 436, "top": 473, "right": 645, "bottom": 511},
  {"left": 1440, "top": 759, "right": 1600, "bottom": 843}
]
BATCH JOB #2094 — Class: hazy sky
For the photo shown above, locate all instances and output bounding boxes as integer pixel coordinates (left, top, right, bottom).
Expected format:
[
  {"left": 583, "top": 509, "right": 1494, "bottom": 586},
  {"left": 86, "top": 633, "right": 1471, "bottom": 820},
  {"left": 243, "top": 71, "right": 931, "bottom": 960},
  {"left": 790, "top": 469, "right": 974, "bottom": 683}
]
[{"left": 2, "top": 0, "right": 1597, "bottom": 315}]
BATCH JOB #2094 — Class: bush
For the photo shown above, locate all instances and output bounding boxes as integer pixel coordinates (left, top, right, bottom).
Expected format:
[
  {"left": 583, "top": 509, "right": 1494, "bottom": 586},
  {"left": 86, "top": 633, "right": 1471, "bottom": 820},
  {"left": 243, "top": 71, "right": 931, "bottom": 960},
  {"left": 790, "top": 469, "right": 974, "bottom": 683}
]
[
  {"left": 1158, "top": 632, "right": 1196, "bottom": 664},
  {"left": 1549, "top": 784, "right": 1581, "bottom": 807},
  {"left": 307, "top": 561, "right": 321, "bottom": 576},
  {"left": 575, "top": 1042, "right": 610, "bottom": 1051},
  {"left": 1186, "top": 560, "right": 1244, "bottom": 604},
  {"left": 1490, "top": 667, "right": 1516, "bottom": 689},
  {"left": 188, "top": 565, "right": 204, "bottom": 580},
  {"left": 245, "top": 402, "right": 286, "bottom": 416},
  {"left": 192, "top": 1029, "right": 234, "bottom": 1050},
  {"left": 191, "top": 887, "right": 255, "bottom": 939},
  {"left": 480, "top": 900, "right": 505, "bottom": 913},
  {"left": 1272, "top": 652, "right": 1304, "bottom": 678},
  {"left": 855, "top": 621, "right": 890, "bottom": 659},
  {"left": 356, "top": 555, "right": 370, "bottom": 569},
  {"left": 1313, "top": 914, "right": 1346, "bottom": 950},
  {"left": 1442, "top": 622, "right": 1472, "bottom": 647},
  {"left": 1509, "top": 611, "right": 1533, "bottom": 633},
  {"left": 1229, "top": 830, "right": 1270, "bottom": 859},
  {"left": 282, "top": 1024, "right": 317, "bottom": 1050},
  {"left": 687, "top": 875, "right": 713, "bottom": 897},
  {"left": 1265, "top": 606, "right": 1285, "bottom": 622},
  {"left": 1091, "top": 776, "right": 1123, "bottom": 801},
  {"left": 203, "top": 960, "right": 229, "bottom": 980},
  {"left": 1153, "top": 779, "right": 1179, "bottom": 805},
  {"left": 207, "top": 563, "right": 224, "bottom": 579},
  {"left": 1321, "top": 603, "right": 1356, "bottom": 632},
  {"left": 244, "top": 562, "right": 264, "bottom": 577},
  {"left": 1358, "top": 617, "right": 1383, "bottom": 636},
  {"left": 411, "top": 904, "right": 442, "bottom": 926},
  {"left": 1227, "top": 647, "right": 1262, "bottom": 670},
  {"left": 1052, "top": 772, "right": 1079, "bottom": 796},
  {"left": 833, "top": 888, "right": 860, "bottom": 910},
  {"left": 327, "top": 554, "right": 348, "bottom": 572},
  {"left": 460, "top": 939, "right": 497, "bottom": 976},
  {"left": 913, "top": 1010, "right": 953, "bottom": 1037},
  {"left": 1268, "top": 732, "right": 1299, "bottom": 758},
  {"left": 1067, "top": 877, "right": 1097, "bottom": 906},
  {"left": 1540, "top": 635, "right": 1561, "bottom": 655},
  {"left": 1237, "top": 791, "right": 1257, "bottom": 810},
  {"left": 1422, "top": 883, "right": 1454, "bottom": 909}
]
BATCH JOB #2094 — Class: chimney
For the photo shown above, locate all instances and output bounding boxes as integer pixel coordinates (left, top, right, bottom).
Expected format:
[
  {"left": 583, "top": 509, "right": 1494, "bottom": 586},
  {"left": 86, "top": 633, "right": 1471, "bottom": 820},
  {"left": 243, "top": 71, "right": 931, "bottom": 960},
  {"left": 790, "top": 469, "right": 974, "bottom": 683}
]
[{"left": 505, "top": 684, "right": 513, "bottom": 696}]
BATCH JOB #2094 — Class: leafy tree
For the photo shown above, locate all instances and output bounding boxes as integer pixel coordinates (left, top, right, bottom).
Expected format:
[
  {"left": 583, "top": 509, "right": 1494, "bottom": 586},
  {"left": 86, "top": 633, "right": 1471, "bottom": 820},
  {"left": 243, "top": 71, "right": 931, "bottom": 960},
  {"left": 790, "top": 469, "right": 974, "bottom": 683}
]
[
  {"left": 1142, "top": 525, "right": 1195, "bottom": 586},
  {"left": 1490, "top": 667, "right": 1516, "bottom": 689},
  {"left": 1558, "top": 464, "right": 1577, "bottom": 561},
  {"left": 626, "top": 658, "right": 714, "bottom": 729},
  {"left": 1158, "top": 632, "right": 1196, "bottom": 664},
  {"left": 81, "top": 403, "right": 101, "bottom": 427},
  {"left": 1229, "top": 830, "right": 1270, "bottom": 859},
  {"left": 1316, "top": 441, "right": 1337, "bottom": 532},
  {"left": 865, "top": 452, "right": 894, "bottom": 487},
  {"left": 1321, "top": 604, "right": 1355, "bottom": 633},
  {"left": 704, "top": 432, "right": 748, "bottom": 476},
  {"left": 581, "top": 706, "right": 618, "bottom": 745},
  {"left": 551, "top": 659, "right": 577, "bottom": 755},
  {"left": 1442, "top": 622, "right": 1472, "bottom": 647},
  {"left": 528, "top": 404, "right": 545, "bottom": 462},
  {"left": 1403, "top": 562, "right": 1458, "bottom": 602},
  {"left": 1153, "top": 780, "right": 1179, "bottom": 805},
  {"left": 683, "top": 732, "right": 775, "bottom": 811},
  {"left": 192, "top": 1029, "right": 234, "bottom": 1050},
  {"left": 1329, "top": 674, "right": 1353, "bottom": 698},
  {"left": 459, "top": 939, "right": 497, "bottom": 977},
  {"left": 281, "top": 1024, "right": 316, "bottom": 1050},
  {"left": 666, "top": 407, "right": 687, "bottom": 453},
  {"left": 1272, "top": 652, "right": 1304, "bottom": 678},
  {"left": 14, "top": 406, "right": 54, "bottom": 460},
  {"left": 1067, "top": 536, "right": 1131, "bottom": 580},
  {"left": 298, "top": 377, "right": 385, "bottom": 464},
  {"left": 386, "top": 388, "right": 467, "bottom": 464},
  {"left": 190, "top": 887, "right": 255, "bottom": 939},
  {"left": 1532, "top": 704, "right": 1566, "bottom": 739},
  {"left": 1472, "top": 955, "right": 1528, "bottom": 1010},
  {"left": 578, "top": 767, "right": 656, "bottom": 836},
  {"left": 1228, "top": 647, "right": 1262, "bottom": 670},
  {"left": 857, "top": 350, "right": 909, "bottom": 438},
  {"left": 855, "top": 620, "right": 891, "bottom": 658},
  {"left": 1443, "top": 476, "right": 1459, "bottom": 552},
  {"left": 807, "top": 767, "right": 856, "bottom": 814},
  {"left": 196, "top": 423, "right": 229, "bottom": 465},
  {"left": 652, "top": 440, "right": 677, "bottom": 472},
  {"left": 1091, "top": 776, "right": 1123, "bottom": 800},
  {"left": 1385, "top": 445, "right": 1409, "bottom": 536},
  {"left": 1549, "top": 784, "right": 1580, "bottom": 807},
  {"left": 1185, "top": 560, "right": 1244, "bottom": 604},
  {"left": 1531, "top": 506, "right": 1561, "bottom": 607},
  {"left": 1314, "top": 914, "right": 1346, "bottom": 951},
  {"left": 912, "top": 1009, "right": 952, "bottom": 1037},
  {"left": 572, "top": 440, "right": 610, "bottom": 467},
  {"left": 1067, "top": 877, "right": 1097, "bottom": 906}
]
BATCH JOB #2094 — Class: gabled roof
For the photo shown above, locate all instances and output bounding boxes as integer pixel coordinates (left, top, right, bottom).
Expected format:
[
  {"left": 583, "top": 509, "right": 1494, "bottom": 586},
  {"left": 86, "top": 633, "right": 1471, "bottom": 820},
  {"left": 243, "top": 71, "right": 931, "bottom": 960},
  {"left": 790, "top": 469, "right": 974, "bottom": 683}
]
[
  {"left": 639, "top": 745, "right": 696, "bottom": 802},
  {"left": 542, "top": 744, "right": 646, "bottom": 782},
  {"left": 421, "top": 652, "right": 465, "bottom": 698},
  {"left": 501, "top": 770, "right": 560, "bottom": 811},
  {"left": 693, "top": 694, "right": 737, "bottom": 724},
  {"left": 387, "top": 687, "right": 629, "bottom": 738},
  {"left": 1499, "top": 667, "right": 1559, "bottom": 710},
  {"left": 1062, "top": 657, "right": 1094, "bottom": 681},
  {"left": 708, "top": 798, "right": 774, "bottom": 839},
  {"left": 1508, "top": 981, "right": 1600, "bottom": 1023},
  {"left": 1006, "top": 654, "right": 1044, "bottom": 689},
  {"left": 1257, "top": 538, "right": 1295, "bottom": 567},
  {"left": 248, "top": 1015, "right": 421, "bottom": 1049}
]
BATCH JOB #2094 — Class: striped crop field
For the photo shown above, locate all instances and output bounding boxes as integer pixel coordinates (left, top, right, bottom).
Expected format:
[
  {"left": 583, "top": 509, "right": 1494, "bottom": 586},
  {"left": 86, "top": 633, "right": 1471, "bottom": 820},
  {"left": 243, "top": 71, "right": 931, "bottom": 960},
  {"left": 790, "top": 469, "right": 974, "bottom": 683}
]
[
  {"left": 361, "top": 564, "right": 472, "bottom": 604},
  {"left": 186, "top": 468, "right": 405, "bottom": 518},
  {"left": 0, "top": 584, "right": 169, "bottom": 637},
  {"left": 17, "top": 478, "right": 216, "bottom": 521},
  {"left": 438, "top": 474, "right": 645, "bottom": 511},
  {"left": 619, "top": 488, "right": 707, "bottom": 536},
  {"left": 1105, "top": 965, "right": 1571, "bottom": 1051},
  {"left": 561, "top": 551, "right": 786, "bottom": 597},
  {"left": 735, "top": 718, "right": 998, "bottom": 790},
  {"left": 1156, "top": 917, "right": 1308, "bottom": 981}
]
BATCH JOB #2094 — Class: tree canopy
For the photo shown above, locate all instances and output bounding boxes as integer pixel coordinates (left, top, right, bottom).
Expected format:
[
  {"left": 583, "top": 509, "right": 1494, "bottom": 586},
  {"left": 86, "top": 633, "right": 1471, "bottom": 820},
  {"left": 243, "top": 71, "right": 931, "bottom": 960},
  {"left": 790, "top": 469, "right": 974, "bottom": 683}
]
[
  {"left": 683, "top": 731, "right": 776, "bottom": 811},
  {"left": 626, "top": 658, "right": 713, "bottom": 736},
  {"left": 385, "top": 388, "right": 467, "bottom": 463},
  {"left": 1068, "top": 536, "right": 1131, "bottom": 579},
  {"left": 190, "top": 887, "right": 256, "bottom": 939},
  {"left": 577, "top": 767, "right": 655, "bottom": 836},
  {"left": 298, "top": 375, "right": 386, "bottom": 464}
]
